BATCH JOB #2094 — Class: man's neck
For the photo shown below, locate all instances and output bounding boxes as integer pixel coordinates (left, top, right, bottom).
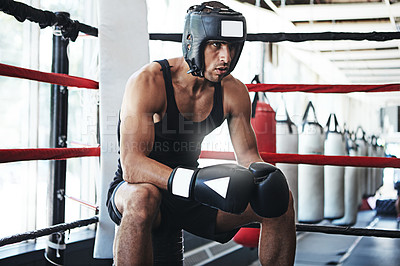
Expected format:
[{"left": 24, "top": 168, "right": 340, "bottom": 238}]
[{"left": 173, "top": 57, "right": 215, "bottom": 96}]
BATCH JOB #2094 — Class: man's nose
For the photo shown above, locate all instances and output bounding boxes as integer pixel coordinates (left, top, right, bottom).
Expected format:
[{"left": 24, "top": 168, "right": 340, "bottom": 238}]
[{"left": 219, "top": 44, "right": 231, "bottom": 63}]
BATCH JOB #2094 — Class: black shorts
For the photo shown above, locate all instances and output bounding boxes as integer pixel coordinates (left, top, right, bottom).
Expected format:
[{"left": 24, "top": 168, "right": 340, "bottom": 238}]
[{"left": 107, "top": 181, "right": 239, "bottom": 244}]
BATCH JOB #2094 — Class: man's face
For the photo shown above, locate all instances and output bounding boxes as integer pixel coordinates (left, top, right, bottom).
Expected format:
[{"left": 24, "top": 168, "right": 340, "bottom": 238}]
[{"left": 203, "top": 41, "right": 236, "bottom": 83}]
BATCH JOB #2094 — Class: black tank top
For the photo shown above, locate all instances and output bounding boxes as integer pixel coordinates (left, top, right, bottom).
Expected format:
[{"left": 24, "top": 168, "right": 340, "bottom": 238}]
[
  {"left": 107, "top": 59, "right": 225, "bottom": 199},
  {"left": 148, "top": 59, "right": 225, "bottom": 168}
]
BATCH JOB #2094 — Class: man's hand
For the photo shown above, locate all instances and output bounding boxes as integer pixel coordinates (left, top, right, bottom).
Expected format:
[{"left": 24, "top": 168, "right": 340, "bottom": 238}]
[
  {"left": 168, "top": 164, "right": 254, "bottom": 214},
  {"left": 249, "top": 162, "right": 290, "bottom": 218}
]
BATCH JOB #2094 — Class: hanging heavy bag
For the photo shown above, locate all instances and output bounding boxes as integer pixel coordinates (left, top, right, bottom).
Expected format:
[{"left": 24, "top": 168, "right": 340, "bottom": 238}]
[
  {"left": 250, "top": 92, "right": 276, "bottom": 153},
  {"left": 333, "top": 128, "right": 358, "bottom": 226},
  {"left": 324, "top": 113, "right": 345, "bottom": 220},
  {"left": 276, "top": 96, "right": 298, "bottom": 221},
  {"left": 365, "top": 136, "right": 373, "bottom": 197},
  {"left": 366, "top": 135, "right": 378, "bottom": 196},
  {"left": 375, "top": 144, "right": 385, "bottom": 191},
  {"left": 355, "top": 126, "right": 368, "bottom": 205},
  {"left": 298, "top": 101, "right": 325, "bottom": 223}
]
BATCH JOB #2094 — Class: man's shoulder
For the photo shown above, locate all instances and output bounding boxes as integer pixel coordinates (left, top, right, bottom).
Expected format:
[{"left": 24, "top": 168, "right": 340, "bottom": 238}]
[
  {"left": 130, "top": 58, "right": 184, "bottom": 82},
  {"left": 122, "top": 62, "right": 167, "bottom": 114},
  {"left": 136, "top": 61, "right": 163, "bottom": 78},
  {"left": 126, "top": 61, "right": 164, "bottom": 89},
  {"left": 221, "top": 75, "right": 251, "bottom": 115},
  {"left": 221, "top": 75, "right": 248, "bottom": 94}
]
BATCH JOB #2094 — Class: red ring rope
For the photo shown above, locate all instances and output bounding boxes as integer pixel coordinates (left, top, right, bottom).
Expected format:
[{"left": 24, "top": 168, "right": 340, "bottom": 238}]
[
  {"left": 0, "top": 63, "right": 98, "bottom": 89},
  {"left": 1, "top": 148, "right": 399, "bottom": 169},
  {"left": 247, "top": 83, "right": 400, "bottom": 93},
  {"left": 200, "top": 151, "right": 400, "bottom": 168},
  {"left": 64, "top": 194, "right": 99, "bottom": 212},
  {"left": 0, "top": 147, "right": 100, "bottom": 163},
  {"left": 0, "top": 147, "right": 400, "bottom": 168},
  {"left": 260, "top": 152, "right": 400, "bottom": 168},
  {"left": 1, "top": 62, "right": 400, "bottom": 93}
]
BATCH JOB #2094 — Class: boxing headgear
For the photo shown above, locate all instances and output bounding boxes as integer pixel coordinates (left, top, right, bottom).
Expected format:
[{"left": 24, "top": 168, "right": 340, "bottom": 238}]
[{"left": 182, "top": 3, "right": 247, "bottom": 77}]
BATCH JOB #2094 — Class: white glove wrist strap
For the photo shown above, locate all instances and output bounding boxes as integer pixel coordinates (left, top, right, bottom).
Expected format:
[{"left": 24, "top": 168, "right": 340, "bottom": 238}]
[{"left": 171, "top": 168, "right": 194, "bottom": 198}]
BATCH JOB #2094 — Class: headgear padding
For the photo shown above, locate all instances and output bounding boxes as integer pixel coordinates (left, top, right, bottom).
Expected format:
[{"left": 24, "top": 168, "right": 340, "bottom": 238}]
[{"left": 182, "top": 3, "right": 247, "bottom": 77}]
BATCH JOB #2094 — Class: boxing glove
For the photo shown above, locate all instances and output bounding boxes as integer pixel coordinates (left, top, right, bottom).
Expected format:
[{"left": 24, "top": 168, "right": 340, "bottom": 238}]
[
  {"left": 168, "top": 164, "right": 254, "bottom": 214},
  {"left": 249, "top": 162, "right": 289, "bottom": 218}
]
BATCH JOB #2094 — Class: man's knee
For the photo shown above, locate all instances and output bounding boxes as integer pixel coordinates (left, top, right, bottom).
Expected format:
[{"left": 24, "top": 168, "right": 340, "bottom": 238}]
[
  {"left": 116, "top": 183, "right": 161, "bottom": 225},
  {"left": 261, "top": 190, "right": 295, "bottom": 223},
  {"left": 287, "top": 191, "right": 295, "bottom": 217},
  {"left": 276, "top": 190, "right": 295, "bottom": 224}
]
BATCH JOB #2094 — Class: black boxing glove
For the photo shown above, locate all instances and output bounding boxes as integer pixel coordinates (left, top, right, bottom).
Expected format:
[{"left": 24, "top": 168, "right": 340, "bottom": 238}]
[
  {"left": 249, "top": 162, "right": 289, "bottom": 218},
  {"left": 168, "top": 164, "right": 254, "bottom": 214}
]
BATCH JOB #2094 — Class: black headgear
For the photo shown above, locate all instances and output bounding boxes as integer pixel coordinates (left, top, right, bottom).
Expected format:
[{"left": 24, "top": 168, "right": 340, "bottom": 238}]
[{"left": 182, "top": 3, "right": 247, "bottom": 77}]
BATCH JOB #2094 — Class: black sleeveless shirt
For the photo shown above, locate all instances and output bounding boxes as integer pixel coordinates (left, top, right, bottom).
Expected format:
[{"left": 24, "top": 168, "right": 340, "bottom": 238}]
[{"left": 107, "top": 59, "right": 225, "bottom": 199}]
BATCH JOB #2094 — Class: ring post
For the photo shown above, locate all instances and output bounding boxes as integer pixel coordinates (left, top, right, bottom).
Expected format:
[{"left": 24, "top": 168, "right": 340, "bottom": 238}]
[{"left": 45, "top": 12, "right": 70, "bottom": 266}]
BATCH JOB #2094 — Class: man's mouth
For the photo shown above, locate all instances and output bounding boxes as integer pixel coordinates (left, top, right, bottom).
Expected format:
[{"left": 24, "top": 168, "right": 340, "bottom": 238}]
[{"left": 215, "top": 66, "right": 228, "bottom": 75}]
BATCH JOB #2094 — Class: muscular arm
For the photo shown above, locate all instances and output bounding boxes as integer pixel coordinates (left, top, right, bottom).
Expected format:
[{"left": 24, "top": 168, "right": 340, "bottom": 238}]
[
  {"left": 225, "top": 79, "right": 296, "bottom": 265},
  {"left": 119, "top": 64, "right": 171, "bottom": 190},
  {"left": 224, "top": 78, "right": 262, "bottom": 167}
]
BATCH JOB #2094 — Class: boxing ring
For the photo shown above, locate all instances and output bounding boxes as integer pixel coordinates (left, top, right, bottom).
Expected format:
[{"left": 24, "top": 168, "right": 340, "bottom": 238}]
[{"left": 1, "top": 0, "right": 400, "bottom": 265}]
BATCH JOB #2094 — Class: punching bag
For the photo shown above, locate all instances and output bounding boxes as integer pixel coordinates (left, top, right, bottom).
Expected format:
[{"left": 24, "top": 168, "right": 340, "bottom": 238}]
[
  {"left": 355, "top": 126, "right": 368, "bottom": 204},
  {"left": 234, "top": 76, "right": 276, "bottom": 248},
  {"left": 375, "top": 143, "right": 384, "bottom": 191},
  {"left": 276, "top": 97, "right": 298, "bottom": 221},
  {"left": 333, "top": 129, "right": 358, "bottom": 226},
  {"left": 250, "top": 92, "right": 276, "bottom": 153},
  {"left": 324, "top": 114, "right": 345, "bottom": 220},
  {"left": 298, "top": 101, "right": 325, "bottom": 223},
  {"left": 367, "top": 136, "right": 377, "bottom": 196}
]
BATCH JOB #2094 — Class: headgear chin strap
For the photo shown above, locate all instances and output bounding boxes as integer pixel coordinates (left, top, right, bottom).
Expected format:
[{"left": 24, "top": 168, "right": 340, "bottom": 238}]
[{"left": 182, "top": 3, "right": 247, "bottom": 77}]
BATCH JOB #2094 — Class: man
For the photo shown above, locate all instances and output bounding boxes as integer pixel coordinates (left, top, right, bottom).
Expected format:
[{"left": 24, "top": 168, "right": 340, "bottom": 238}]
[{"left": 106, "top": 1, "right": 296, "bottom": 265}]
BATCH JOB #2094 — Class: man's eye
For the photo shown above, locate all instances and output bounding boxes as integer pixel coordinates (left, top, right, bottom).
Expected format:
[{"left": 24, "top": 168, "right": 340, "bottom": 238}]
[{"left": 212, "top": 42, "right": 221, "bottom": 48}]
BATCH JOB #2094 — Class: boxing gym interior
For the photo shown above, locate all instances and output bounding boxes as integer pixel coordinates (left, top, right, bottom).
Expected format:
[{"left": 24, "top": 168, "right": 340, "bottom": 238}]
[{"left": 0, "top": 0, "right": 399, "bottom": 265}]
